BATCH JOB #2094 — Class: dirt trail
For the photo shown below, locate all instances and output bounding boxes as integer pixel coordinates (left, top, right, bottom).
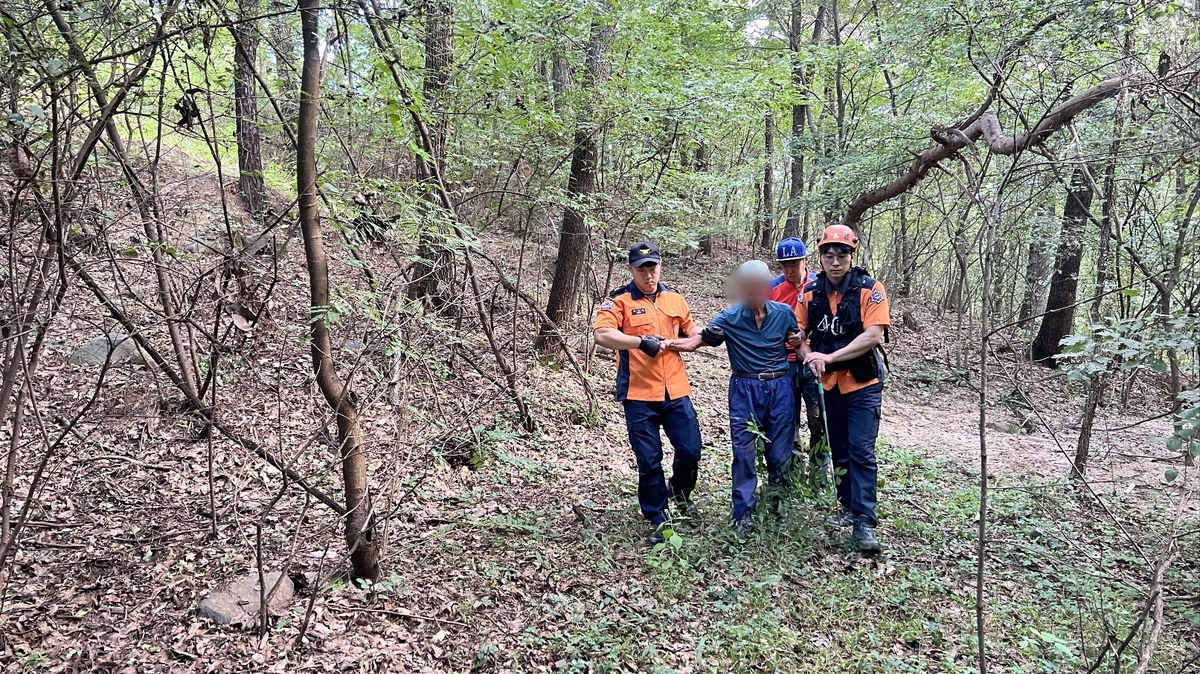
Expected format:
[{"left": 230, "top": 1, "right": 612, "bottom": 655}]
[{"left": 883, "top": 388, "right": 1181, "bottom": 493}]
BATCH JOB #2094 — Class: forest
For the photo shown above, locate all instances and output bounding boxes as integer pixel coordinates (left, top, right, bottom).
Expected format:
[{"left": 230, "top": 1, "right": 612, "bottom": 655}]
[{"left": 1, "top": 0, "right": 1199, "bottom": 671}]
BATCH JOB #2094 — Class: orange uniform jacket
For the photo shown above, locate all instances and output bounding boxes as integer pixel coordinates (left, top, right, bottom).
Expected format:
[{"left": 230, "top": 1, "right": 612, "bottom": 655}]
[
  {"left": 593, "top": 282, "right": 696, "bottom": 402},
  {"left": 795, "top": 279, "right": 891, "bottom": 394}
]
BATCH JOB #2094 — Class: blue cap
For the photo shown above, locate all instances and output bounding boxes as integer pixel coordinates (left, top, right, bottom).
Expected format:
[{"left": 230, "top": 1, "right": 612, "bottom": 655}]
[
  {"left": 628, "top": 241, "right": 662, "bottom": 267},
  {"left": 775, "top": 237, "right": 807, "bottom": 261}
]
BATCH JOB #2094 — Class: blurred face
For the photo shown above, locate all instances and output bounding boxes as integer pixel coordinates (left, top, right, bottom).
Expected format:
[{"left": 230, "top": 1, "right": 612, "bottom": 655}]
[
  {"left": 737, "top": 275, "right": 771, "bottom": 309},
  {"left": 629, "top": 262, "right": 661, "bottom": 294},
  {"left": 820, "top": 246, "right": 852, "bottom": 283},
  {"left": 780, "top": 259, "right": 807, "bottom": 285}
]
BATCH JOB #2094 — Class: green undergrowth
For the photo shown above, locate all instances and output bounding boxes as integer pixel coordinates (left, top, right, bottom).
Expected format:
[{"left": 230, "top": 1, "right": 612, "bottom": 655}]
[{"left": 394, "top": 443, "right": 1198, "bottom": 673}]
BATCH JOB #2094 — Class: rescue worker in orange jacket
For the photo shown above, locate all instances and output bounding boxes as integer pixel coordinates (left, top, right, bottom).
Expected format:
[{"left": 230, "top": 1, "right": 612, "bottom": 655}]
[
  {"left": 593, "top": 242, "right": 704, "bottom": 544},
  {"left": 789, "top": 225, "right": 890, "bottom": 555}
]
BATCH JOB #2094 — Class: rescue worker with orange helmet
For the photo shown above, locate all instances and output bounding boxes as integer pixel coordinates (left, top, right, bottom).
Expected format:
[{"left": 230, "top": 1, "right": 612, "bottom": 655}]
[
  {"left": 790, "top": 224, "right": 890, "bottom": 555},
  {"left": 593, "top": 242, "right": 704, "bottom": 545}
]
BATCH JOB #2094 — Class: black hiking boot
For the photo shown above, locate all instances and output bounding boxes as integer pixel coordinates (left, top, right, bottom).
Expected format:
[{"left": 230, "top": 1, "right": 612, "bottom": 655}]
[
  {"left": 731, "top": 519, "right": 754, "bottom": 542},
  {"left": 674, "top": 496, "right": 699, "bottom": 520},
  {"left": 853, "top": 521, "right": 882, "bottom": 556},
  {"left": 646, "top": 523, "right": 666, "bottom": 545},
  {"left": 825, "top": 507, "right": 855, "bottom": 528}
]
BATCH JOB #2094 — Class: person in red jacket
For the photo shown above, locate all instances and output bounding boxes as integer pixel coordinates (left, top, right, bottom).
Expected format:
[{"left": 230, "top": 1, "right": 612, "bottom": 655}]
[{"left": 768, "top": 237, "right": 824, "bottom": 457}]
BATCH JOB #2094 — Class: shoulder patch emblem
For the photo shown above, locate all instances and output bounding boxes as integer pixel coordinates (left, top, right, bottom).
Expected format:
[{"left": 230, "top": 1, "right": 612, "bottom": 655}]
[
  {"left": 869, "top": 289, "right": 885, "bottom": 304},
  {"left": 599, "top": 298, "right": 615, "bottom": 311}
]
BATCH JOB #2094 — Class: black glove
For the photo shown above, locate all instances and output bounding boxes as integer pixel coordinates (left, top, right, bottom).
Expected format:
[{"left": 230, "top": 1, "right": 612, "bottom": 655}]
[
  {"left": 700, "top": 326, "right": 726, "bottom": 347},
  {"left": 638, "top": 335, "right": 664, "bottom": 357}
]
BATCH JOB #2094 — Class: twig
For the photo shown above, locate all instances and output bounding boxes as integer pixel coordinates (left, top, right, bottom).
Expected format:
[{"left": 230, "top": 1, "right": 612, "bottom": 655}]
[
  {"left": 23, "top": 521, "right": 83, "bottom": 529},
  {"left": 76, "top": 454, "right": 175, "bottom": 470},
  {"left": 328, "top": 603, "right": 467, "bottom": 626},
  {"left": 292, "top": 541, "right": 343, "bottom": 651},
  {"left": 1131, "top": 542, "right": 1179, "bottom": 674},
  {"left": 61, "top": 250, "right": 349, "bottom": 517},
  {"left": 214, "top": 424, "right": 347, "bottom": 516},
  {"left": 473, "top": 248, "right": 599, "bottom": 410},
  {"left": 25, "top": 541, "right": 85, "bottom": 550}
]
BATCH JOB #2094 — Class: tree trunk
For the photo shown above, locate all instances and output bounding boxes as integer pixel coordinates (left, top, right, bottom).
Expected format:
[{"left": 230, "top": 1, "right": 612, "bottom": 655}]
[
  {"left": 829, "top": 0, "right": 847, "bottom": 159},
  {"left": 538, "top": 14, "right": 615, "bottom": 350},
  {"left": 297, "top": 0, "right": 379, "bottom": 581},
  {"left": 234, "top": 0, "right": 266, "bottom": 215},
  {"left": 760, "top": 108, "right": 775, "bottom": 250},
  {"left": 1075, "top": 32, "right": 1132, "bottom": 476},
  {"left": 1031, "top": 165, "right": 1094, "bottom": 365},
  {"left": 1072, "top": 381, "right": 1100, "bottom": 479},
  {"left": 1017, "top": 228, "right": 1053, "bottom": 324},
  {"left": 894, "top": 193, "right": 914, "bottom": 297},
  {"left": 1166, "top": 173, "right": 1200, "bottom": 410},
  {"left": 1091, "top": 29, "right": 1132, "bottom": 324},
  {"left": 407, "top": 0, "right": 455, "bottom": 310},
  {"left": 784, "top": 1, "right": 825, "bottom": 239},
  {"left": 945, "top": 227, "right": 969, "bottom": 314},
  {"left": 696, "top": 142, "right": 714, "bottom": 255},
  {"left": 551, "top": 38, "right": 572, "bottom": 104},
  {"left": 269, "top": 6, "right": 298, "bottom": 116}
]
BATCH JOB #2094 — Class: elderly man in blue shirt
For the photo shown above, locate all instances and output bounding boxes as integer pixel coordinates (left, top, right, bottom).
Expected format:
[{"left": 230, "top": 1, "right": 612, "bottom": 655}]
[{"left": 671, "top": 260, "right": 798, "bottom": 538}]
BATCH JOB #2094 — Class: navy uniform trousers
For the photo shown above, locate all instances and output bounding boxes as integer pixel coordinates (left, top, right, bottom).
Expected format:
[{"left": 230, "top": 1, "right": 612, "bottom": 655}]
[
  {"left": 825, "top": 382, "right": 883, "bottom": 525},
  {"left": 728, "top": 375, "right": 795, "bottom": 522},
  {"left": 623, "top": 397, "right": 702, "bottom": 525}
]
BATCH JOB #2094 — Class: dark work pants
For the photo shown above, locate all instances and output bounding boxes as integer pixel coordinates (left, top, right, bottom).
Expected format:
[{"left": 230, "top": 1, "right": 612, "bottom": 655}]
[
  {"left": 825, "top": 382, "right": 883, "bottom": 525},
  {"left": 623, "top": 397, "right": 703, "bottom": 525},
  {"left": 728, "top": 375, "right": 795, "bottom": 522},
  {"left": 788, "top": 361, "right": 823, "bottom": 447}
]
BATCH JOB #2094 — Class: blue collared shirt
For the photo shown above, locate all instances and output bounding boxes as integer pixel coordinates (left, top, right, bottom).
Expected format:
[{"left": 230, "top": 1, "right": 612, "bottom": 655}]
[{"left": 703, "top": 300, "right": 798, "bottom": 374}]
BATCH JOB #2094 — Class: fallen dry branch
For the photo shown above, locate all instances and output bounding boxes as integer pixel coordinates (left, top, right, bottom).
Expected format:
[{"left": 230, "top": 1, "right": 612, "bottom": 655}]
[{"left": 329, "top": 603, "right": 469, "bottom": 626}]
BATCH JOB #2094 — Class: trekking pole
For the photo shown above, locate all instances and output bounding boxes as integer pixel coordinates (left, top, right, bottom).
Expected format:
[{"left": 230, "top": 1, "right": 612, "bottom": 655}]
[
  {"left": 815, "top": 374, "right": 834, "bottom": 490},
  {"left": 816, "top": 381, "right": 832, "bottom": 445}
]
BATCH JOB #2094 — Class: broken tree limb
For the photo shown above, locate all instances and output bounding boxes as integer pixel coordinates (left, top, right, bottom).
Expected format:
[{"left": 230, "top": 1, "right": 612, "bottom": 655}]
[{"left": 841, "top": 69, "right": 1199, "bottom": 229}]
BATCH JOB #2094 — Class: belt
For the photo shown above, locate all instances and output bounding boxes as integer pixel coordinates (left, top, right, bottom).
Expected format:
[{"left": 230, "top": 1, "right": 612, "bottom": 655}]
[{"left": 732, "top": 370, "right": 788, "bottom": 381}]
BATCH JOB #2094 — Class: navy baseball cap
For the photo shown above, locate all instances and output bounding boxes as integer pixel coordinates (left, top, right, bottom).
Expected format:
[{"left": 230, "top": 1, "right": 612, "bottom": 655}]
[{"left": 628, "top": 241, "right": 662, "bottom": 267}]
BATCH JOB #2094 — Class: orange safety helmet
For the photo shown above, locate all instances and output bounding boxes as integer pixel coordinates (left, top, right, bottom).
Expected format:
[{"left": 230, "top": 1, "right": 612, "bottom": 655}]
[{"left": 816, "top": 224, "right": 858, "bottom": 251}]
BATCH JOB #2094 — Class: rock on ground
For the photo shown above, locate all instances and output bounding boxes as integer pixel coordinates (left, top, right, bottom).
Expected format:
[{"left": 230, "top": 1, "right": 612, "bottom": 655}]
[
  {"left": 67, "top": 333, "right": 147, "bottom": 366},
  {"left": 196, "top": 571, "right": 295, "bottom": 626}
]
